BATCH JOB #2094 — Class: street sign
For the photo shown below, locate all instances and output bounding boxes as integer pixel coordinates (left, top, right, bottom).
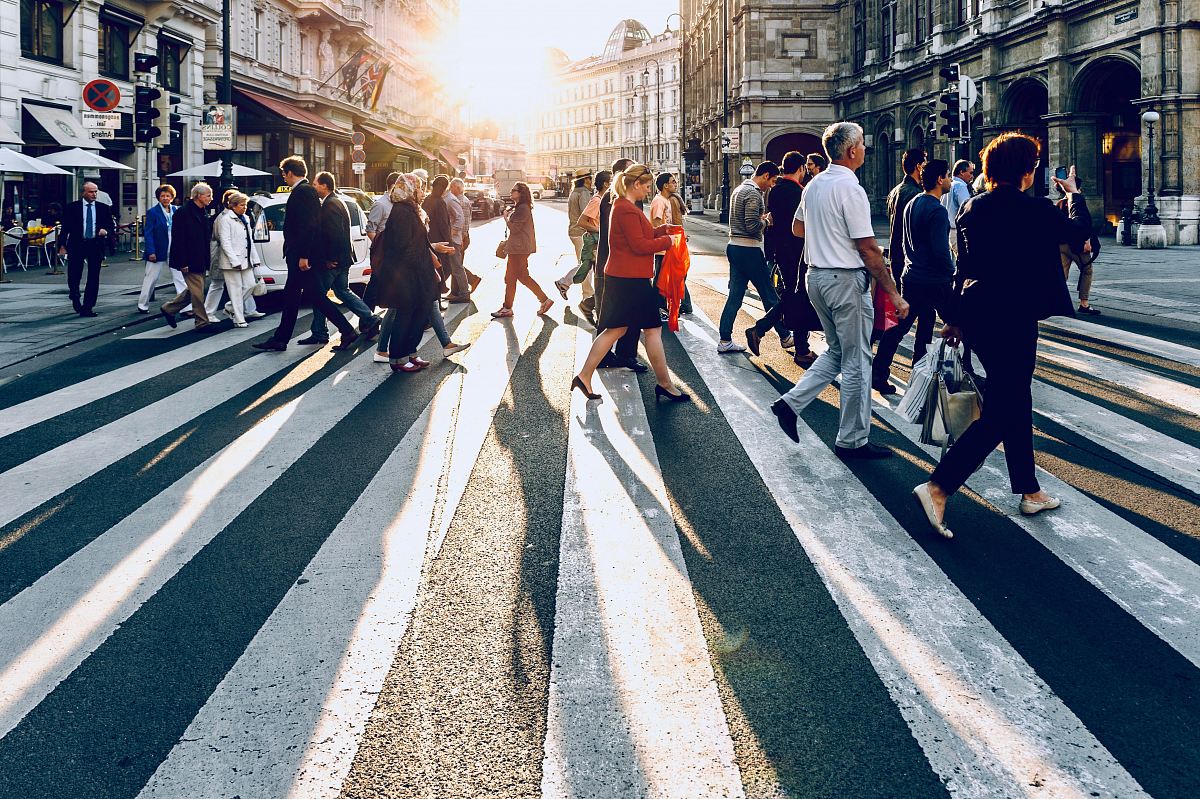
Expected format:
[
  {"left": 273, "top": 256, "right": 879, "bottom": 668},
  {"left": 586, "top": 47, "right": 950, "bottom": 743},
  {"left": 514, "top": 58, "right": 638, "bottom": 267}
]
[
  {"left": 83, "top": 79, "right": 121, "bottom": 112},
  {"left": 89, "top": 128, "right": 115, "bottom": 140},
  {"left": 720, "top": 127, "right": 740, "bottom": 154},
  {"left": 81, "top": 111, "right": 121, "bottom": 129},
  {"left": 200, "top": 104, "right": 236, "bottom": 150},
  {"left": 351, "top": 131, "right": 366, "bottom": 147},
  {"left": 960, "top": 75, "right": 979, "bottom": 110},
  {"left": 350, "top": 149, "right": 366, "bottom": 163},
  {"left": 739, "top": 157, "right": 754, "bottom": 177},
  {"left": 352, "top": 162, "right": 366, "bottom": 174}
]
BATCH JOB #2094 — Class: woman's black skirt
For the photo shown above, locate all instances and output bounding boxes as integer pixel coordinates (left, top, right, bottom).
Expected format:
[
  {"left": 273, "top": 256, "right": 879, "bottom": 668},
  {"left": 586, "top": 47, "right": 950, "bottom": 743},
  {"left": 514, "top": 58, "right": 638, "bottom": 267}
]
[{"left": 597, "top": 274, "right": 662, "bottom": 331}]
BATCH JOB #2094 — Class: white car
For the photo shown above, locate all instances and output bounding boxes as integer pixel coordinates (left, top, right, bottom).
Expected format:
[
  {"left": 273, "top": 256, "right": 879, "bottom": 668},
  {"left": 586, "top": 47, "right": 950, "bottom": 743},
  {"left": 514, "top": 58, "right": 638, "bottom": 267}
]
[{"left": 247, "top": 192, "right": 372, "bottom": 294}]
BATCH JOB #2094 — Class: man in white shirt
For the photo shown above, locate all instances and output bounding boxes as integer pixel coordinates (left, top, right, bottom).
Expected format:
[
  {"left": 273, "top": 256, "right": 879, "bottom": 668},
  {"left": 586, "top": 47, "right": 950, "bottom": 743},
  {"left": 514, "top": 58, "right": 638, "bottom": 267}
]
[
  {"left": 771, "top": 122, "right": 909, "bottom": 459},
  {"left": 942, "top": 160, "right": 974, "bottom": 258}
]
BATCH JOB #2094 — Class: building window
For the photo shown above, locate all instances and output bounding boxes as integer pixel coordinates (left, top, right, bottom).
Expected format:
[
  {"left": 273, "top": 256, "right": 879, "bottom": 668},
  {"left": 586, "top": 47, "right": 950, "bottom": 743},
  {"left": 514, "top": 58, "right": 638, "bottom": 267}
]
[
  {"left": 98, "top": 16, "right": 131, "bottom": 79},
  {"left": 915, "top": 0, "right": 932, "bottom": 41},
  {"left": 20, "top": 0, "right": 63, "bottom": 63},
  {"left": 881, "top": 0, "right": 896, "bottom": 59},
  {"left": 300, "top": 32, "right": 308, "bottom": 74},
  {"left": 157, "top": 37, "right": 184, "bottom": 93},
  {"left": 254, "top": 11, "right": 262, "bottom": 60},
  {"left": 853, "top": 0, "right": 865, "bottom": 69},
  {"left": 278, "top": 22, "right": 286, "bottom": 67}
]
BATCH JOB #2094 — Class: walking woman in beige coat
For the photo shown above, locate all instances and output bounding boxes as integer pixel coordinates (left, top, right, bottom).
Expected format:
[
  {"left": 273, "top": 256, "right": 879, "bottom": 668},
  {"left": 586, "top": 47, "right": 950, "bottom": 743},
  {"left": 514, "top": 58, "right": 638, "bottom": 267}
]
[{"left": 492, "top": 182, "right": 552, "bottom": 318}]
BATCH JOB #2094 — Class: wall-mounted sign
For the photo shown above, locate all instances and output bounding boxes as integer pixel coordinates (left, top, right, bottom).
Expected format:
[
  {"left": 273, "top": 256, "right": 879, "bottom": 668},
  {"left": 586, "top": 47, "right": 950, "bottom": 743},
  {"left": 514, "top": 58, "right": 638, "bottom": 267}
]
[
  {"left": 82, "top": 111, "right": 121, "bottom": 129},
  {"left": 89, "top": 128, "right": 115, "bottom": 140},
  {"left": 1114, "top": 7, "right": 1138, "bottom": 23},
  {"left": 721, "top": 128, "right": 741, "bottom": 155},
  {"left": 83, "top": 79, "right": 121, "bottom": 112},
  {"left": 200, "top": 104, "right": 236, "bottom": 151}
]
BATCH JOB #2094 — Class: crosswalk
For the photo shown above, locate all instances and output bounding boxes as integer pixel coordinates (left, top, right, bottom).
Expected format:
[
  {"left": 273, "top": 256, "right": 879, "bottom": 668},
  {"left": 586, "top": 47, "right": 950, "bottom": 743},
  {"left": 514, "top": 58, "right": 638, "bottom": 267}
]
[{"left": 0, "top": 259, "right": 1198, "bottom": 799}]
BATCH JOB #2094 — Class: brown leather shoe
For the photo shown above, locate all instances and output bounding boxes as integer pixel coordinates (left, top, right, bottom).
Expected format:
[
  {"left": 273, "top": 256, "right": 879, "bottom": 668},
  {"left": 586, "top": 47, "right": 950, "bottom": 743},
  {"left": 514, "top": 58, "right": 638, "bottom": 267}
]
[{"left": 794, "top": 350, "right": 818, "bottom": 368}]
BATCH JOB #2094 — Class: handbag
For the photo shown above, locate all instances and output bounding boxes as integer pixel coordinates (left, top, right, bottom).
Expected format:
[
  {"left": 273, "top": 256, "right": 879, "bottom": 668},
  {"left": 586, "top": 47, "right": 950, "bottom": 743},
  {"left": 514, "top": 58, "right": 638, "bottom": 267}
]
[
  {"left": 896, "top": 349, "right": 936, "bottom": 422},
  {"left": 872, "top": 279, "right": 898, "bottom": 332},
  {"left": 495, "top": 224, "right": 509, "bottom": 259},
  {"left": 778, "top": 262, "right": 822, "bottom": 333},
  {"left": 919, "top": 342, "right": 983, "bottom": 455},
  {"left": 251, "top": 278, "right": 267, "bottom": 297}
]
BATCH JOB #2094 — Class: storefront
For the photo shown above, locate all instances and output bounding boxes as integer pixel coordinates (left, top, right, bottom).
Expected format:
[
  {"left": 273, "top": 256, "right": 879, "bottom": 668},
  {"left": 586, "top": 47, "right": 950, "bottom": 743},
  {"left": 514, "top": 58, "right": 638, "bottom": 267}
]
[
  {"left": 361, "top": 126, "right": 427, "bottom": 191},
  {"left": 231, "top": 86, "right": 352, "bottom": 191}
]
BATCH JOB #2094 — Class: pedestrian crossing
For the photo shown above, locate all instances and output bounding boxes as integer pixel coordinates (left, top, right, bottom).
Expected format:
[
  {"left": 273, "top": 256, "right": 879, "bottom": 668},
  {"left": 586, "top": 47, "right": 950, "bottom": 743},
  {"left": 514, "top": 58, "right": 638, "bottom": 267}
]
[{"left": 0, "top": 268, "right": 1198, "bottom": 798}]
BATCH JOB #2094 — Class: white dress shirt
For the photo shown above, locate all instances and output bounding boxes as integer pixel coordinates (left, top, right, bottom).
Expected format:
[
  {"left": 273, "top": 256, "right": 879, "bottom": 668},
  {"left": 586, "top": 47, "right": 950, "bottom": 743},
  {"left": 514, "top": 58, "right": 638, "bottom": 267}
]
[{"left": 792, "top": 163, "right": 875, "bottom": 269}]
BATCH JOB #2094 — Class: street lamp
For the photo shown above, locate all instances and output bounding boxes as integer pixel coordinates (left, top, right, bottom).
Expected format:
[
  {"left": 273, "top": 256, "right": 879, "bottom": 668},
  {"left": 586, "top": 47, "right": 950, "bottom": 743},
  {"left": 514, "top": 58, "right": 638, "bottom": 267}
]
[
  {"left": 643, "top": 57, "right": 662, "bottom": 170},
  {"left": 719, "top": 0, "right": 730, "bottom": 223},
  {"left": 1141, "top": 109, "right": 1160, "bottom": 225},
  {"left": 633, "top": 83, "right": 648, "bottom": 164},
  {"left": 665, "top": 13, "right": 683, "bottom": 177}
]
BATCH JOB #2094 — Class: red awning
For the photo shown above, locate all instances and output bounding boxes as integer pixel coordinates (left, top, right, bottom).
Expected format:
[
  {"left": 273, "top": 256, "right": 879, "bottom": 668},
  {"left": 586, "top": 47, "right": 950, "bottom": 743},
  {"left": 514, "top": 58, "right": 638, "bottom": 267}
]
[
  {"left": 235, "top": 88, "right": 350, "bottom": 138},
  {"left": 437, "top": 147, "right": 460, "bottom": 166},
  {"left": 363, "top": 125, "right": 406, "bottom": 149}
]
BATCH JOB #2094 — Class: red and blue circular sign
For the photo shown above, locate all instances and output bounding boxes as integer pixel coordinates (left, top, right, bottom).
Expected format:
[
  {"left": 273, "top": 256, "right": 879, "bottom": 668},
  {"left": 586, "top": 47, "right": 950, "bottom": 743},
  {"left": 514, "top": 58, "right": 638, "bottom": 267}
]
[{"left": 83, "top": 79, "right": 121, "bottom": 112}]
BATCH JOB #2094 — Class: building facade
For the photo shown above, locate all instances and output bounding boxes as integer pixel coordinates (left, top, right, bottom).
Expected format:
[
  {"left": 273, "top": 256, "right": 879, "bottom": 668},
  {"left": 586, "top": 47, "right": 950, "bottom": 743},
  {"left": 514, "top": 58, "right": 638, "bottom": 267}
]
[
  {"left": 0, "top": 0, "right": 467, "bottom": 224},
  {"left": 832, "top": 0, "right": 1199, "bottom": 243},
  {"left": 682, "top": 0, "right": 840, "bottom": 211},
  {"left": 530, "top": 20, "right": 681, "bottom": 191}
]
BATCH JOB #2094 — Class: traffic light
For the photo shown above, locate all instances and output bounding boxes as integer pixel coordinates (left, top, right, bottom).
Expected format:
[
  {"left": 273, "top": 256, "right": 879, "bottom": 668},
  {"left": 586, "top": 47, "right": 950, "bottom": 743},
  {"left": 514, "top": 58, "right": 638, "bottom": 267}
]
[
  {"left": 938, "top": 63, "right": 962, "bottom": 140},
  {"left": 133, "top": 53, "right": 159, "bottom": 73},
  {"left": 134, "top": 85, "right": 162, "bottom": 143},
  {"left": 152, "top": 92, "right": 173, "bottom": 148}
]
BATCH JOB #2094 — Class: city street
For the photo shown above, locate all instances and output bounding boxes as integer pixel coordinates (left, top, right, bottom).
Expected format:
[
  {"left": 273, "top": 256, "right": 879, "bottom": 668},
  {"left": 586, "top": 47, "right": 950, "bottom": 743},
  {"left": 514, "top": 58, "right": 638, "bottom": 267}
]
[{"left": 1, "top": 201, "right": 1199, "bottom": 799}]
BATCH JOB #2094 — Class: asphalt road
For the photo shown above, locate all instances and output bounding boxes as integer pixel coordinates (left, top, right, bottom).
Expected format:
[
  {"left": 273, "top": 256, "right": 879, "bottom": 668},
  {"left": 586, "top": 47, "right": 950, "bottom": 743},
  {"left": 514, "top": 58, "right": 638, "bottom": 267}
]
[{"left": 0, "top": 201, "right": 1197, "bottom": 798}]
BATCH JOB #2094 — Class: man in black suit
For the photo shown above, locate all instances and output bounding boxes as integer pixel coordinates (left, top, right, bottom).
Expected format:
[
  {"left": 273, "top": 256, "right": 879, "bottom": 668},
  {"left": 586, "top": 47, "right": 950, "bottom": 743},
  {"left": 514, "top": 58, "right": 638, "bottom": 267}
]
[
  {"left": 58, "top": 181, "right": 114, "bottom": 316},
  {"left": 304, "top": 170, "right": 379, "bottom": 343},
  {"left": 254, "top": 156, "right": 359, "bottom": 352}
]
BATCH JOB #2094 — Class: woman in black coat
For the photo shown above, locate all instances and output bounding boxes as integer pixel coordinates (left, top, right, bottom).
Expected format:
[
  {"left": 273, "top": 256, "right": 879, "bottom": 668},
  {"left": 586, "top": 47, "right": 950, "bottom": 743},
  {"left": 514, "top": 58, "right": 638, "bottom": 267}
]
[
  {"left": 370, "top": 174, "right": 445, "bottom": 373},
  {"left": 913, "top": 133, "right": 1092, "bottom": 539}
]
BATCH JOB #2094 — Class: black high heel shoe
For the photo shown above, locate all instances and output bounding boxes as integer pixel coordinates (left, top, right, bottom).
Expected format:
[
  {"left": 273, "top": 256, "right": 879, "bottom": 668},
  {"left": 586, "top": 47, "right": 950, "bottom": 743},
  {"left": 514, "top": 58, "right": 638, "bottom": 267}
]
[
  {"left": 572, "top": 376, "right": 601, "bottom": 400},
  {"left": 655, "top": 384, "right": 691, "bottom": 402}
]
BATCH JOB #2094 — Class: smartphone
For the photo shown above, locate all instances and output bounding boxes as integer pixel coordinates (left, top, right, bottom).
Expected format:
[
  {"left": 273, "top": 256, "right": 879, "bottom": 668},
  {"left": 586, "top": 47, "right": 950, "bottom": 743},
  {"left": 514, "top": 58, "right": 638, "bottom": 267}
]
[{"left": 1054, "top": 166, "right": 1068, "bottom": 181}]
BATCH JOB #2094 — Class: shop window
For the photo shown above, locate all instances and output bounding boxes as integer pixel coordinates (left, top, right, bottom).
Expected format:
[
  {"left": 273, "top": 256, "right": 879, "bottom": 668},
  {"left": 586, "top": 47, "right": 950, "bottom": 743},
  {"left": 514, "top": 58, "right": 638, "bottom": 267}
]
[
  {"left": 99, "top": 16, "right": 131, "bottom": 79},
  {"left": 20, "top": 0, "right": 63, "bottom": 64},
  {"left": 157, "top": 36, "right": 185, "bottom": 93}
]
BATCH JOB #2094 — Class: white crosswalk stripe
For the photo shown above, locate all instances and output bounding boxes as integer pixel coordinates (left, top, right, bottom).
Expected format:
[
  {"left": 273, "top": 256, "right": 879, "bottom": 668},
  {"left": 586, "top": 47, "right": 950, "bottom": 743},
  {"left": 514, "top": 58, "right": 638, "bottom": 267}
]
[{"left": 0, "top": 261, "right": 1198, "bottom": 799}]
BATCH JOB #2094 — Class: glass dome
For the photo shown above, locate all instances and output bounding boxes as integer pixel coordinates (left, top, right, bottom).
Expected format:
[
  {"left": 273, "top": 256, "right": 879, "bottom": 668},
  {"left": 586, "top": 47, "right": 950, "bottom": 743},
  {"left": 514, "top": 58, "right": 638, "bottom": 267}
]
[{"left": 602, "top": 19, "right": 651, "bottom": 61}]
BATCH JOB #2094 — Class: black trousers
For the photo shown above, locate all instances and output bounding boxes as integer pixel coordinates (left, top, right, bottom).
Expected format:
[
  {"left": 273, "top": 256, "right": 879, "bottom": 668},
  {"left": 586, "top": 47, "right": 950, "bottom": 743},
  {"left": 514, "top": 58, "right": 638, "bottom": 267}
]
[
  {"left": 270, "top": 257, "right": 355, "bottom": 343},
  {"left": 593, "top": 264, "right": 640, "bottom": 360},
  {"left": 67, "top": 239, "right": 105, "bottom": 311},
  {"left": 930, "top": 318, "right": 1040, "bottom": 496},
  {"left": 872, "top": 281, "right": 956, "bottom": 385}
]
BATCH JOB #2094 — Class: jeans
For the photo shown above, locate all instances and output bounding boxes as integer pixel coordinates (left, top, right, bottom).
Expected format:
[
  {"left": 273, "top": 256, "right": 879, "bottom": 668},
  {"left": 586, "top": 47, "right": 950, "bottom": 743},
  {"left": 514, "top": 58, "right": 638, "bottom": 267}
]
[
  {"left": 780, "top": 268, "right": 873, "bottom": 449},
  {"left": 719, "top": 244, "right": 789, "bottom": 341},
  {"left": 311, "top": 267, "right": 375, "bottom": 337},
  {"left": 429, "top": 299, "right": 450, "bottom": 347},
  {"left": 931, "top": 318, "right": 1040, "bottom": 495},
  {"left": 871, "top": 281, "right": 955, "bottom": 386}
]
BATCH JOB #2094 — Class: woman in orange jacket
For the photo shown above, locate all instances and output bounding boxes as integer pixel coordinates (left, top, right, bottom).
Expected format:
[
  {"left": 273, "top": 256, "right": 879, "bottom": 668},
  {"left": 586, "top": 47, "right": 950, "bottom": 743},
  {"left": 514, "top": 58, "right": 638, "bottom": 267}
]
[{"left": 572, "top": 164, "right": 689, "bottom": 402}]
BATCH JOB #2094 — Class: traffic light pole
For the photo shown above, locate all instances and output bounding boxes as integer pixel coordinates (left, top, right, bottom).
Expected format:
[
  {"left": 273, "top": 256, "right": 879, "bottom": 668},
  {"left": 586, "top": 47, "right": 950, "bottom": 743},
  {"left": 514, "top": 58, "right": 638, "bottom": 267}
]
[
  {"left": 219, "top": 0, "right": 235, "bottom": 196},
  {"left": 718, "top": 0, "right": 730, "bottom": 224}
]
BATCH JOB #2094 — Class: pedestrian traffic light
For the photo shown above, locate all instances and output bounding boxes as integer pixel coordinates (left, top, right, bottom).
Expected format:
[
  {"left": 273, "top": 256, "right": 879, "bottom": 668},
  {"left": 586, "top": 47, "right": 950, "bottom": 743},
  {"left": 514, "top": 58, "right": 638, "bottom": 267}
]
[
  {"left": 134, "top": 85, "right": 162, "bottom": 144},
  {"left": 938, "top": 63, "right": 962, "bottom": 140},
  {"left": 134, "top": 53, "right": 159, "bottom": 73}
]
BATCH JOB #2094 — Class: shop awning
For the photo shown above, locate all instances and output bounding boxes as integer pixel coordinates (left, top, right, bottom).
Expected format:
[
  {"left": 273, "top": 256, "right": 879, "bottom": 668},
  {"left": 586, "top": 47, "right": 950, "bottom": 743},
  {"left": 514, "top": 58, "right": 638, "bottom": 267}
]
[
  {"left": 363, "top": 125, "right": 417, "bottom": 152},
  {"left": 0, "top": 118, "right": 21, "bottom": 145},
  {"left": 437, "top": 147, "right": 460, "bottom": 167},
  {"left": 234, "top": 88, "right": 350, "bottom": 139},
  {"left": 24, "top": 105, "right": 100, "bottom": 149}
]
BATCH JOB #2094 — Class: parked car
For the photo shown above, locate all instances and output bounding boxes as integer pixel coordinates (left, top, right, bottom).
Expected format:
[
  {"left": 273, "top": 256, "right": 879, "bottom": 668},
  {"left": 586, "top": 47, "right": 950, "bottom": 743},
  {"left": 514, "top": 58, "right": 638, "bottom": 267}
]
[
  {"left": 464, "top": 184, "right": 503, "bottom": 218},
  {"left": 247, "top": 192, "right": 372, "bottom": 295},
  {"left": 338, "top": 187, "right": 377, "bottom": 215}
]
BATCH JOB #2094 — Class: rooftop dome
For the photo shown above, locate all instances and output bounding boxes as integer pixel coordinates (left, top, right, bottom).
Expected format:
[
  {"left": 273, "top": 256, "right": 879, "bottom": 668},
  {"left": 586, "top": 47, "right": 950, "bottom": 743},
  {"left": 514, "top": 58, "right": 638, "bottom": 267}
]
[{"left": 602, "top": 19, "right": 651, "bottom": 61}]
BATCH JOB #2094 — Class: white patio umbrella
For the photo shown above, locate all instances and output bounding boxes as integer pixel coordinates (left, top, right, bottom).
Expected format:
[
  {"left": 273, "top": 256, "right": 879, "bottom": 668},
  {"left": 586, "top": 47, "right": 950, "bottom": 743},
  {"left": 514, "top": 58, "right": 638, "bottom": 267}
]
[
  {"left": 37, "top": 147, "right": 133, "bottom": 171},
  {"left": 167, "top": 160, "right": 271, "bottom": 178},
  {"left": 0, "top": 149, "right": 70, "bottom": 224}
]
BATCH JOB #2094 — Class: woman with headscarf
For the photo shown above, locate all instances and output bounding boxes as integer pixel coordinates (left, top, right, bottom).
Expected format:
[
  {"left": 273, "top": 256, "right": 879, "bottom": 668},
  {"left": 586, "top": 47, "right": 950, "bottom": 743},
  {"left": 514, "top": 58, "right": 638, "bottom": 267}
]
[
  {"left": 369, "top": 174, "right": 453, "bottom": 373},
  {"left": 491, "top": 182, "right": 552, "bottom": 318}
]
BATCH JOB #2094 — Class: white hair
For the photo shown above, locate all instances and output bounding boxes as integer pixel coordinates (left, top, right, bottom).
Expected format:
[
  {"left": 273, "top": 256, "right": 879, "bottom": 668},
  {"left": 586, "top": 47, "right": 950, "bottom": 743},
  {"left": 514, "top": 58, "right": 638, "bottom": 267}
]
[
  {"left": 450, "top": 177, "right": 465, "bottom": 189},
  {"left": 822, "top": 122, "right": 864, "bottom": 162},
  {"left": 190, "top": 182, "right": 213, "bottom": 199}
]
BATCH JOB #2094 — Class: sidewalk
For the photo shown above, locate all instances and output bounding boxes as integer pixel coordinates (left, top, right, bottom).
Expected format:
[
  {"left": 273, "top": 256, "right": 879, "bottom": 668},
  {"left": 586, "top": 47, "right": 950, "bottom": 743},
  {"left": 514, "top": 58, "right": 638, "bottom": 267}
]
[{"left": 0, "top": 253, "right": 163, "bottom": 372}]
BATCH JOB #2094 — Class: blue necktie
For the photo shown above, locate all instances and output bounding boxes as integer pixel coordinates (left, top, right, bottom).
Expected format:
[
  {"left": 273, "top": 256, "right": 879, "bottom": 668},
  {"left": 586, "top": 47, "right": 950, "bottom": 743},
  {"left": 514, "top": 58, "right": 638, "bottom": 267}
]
[{"left": 85, "top": 203, "right": 94, "bottom": 239}]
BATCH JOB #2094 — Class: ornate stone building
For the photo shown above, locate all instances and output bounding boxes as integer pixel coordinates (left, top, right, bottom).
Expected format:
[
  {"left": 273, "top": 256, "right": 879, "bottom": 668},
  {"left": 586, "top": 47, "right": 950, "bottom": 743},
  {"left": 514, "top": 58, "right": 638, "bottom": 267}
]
[
  {"left": 832, "top": 0, "right": 1199, "bottom": 243},
  {"left": 530, "top": 20, "right": 681, "bottom": 191},
  {"left": 682, "top": 0, "right": 840, "bottom": 210}
]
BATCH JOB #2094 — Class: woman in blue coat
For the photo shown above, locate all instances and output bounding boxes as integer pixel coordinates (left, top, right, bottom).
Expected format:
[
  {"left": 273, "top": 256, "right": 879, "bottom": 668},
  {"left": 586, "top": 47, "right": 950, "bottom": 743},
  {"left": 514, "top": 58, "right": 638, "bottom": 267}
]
[{"left": 137, "top": 185, "right": 186, "bottom": 313}]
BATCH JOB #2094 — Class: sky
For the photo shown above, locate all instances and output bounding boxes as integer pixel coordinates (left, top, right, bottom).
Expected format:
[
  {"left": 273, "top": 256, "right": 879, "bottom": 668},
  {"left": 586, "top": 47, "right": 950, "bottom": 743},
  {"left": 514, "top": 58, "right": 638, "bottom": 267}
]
[{"left": 448, "top": 0, "right": 679, "bottom": 126}]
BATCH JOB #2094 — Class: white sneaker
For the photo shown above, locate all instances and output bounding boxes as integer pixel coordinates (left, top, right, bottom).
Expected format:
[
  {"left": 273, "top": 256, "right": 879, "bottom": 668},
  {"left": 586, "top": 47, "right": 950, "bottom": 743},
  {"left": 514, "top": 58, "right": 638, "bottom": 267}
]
[
  {"left": 372, "top": 352, "right": 389, "bottom": 363},
  {"left": 245, "top": 311, "right": 266, "bottom": 319},
  {"left": 780, "top": 335, "right": 795, "bottom": 350},
  {"left": 717, "top": 340, "right": 746, "bottom": 354}
]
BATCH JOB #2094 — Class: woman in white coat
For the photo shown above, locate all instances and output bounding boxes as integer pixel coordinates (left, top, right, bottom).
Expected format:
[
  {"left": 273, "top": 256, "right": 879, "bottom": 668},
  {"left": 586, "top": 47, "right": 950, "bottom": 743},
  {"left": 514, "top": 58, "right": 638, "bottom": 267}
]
[{"left": 212, "top": 191, "right": 263, "bottom": 327}]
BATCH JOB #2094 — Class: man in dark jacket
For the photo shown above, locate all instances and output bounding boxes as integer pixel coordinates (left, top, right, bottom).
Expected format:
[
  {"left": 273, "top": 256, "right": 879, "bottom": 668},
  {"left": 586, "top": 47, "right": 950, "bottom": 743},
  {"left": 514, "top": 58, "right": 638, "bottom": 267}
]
[
  {"left": 58, "top": 181, "right": 115, "bottom": 316},
  {"left": 255, "top": 157, "right": 358, "bottom": 352},
  {"left": 885, "top": 148, "right": 926, "bottom": 288},
  {"left": 160, "top": 182, "right": 214, "bottom": 328},
  {"left": 304, "top": 171, "right": 380, "bottom": 344}
]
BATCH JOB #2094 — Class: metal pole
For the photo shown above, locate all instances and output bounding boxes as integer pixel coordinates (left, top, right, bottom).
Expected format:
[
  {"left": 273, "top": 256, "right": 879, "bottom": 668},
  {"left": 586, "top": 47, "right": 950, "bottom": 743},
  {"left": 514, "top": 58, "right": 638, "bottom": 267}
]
[
  {"left": 1144, "top": 119, "right": 1159, "bottom": 225},
  {"left": 641, "top": 86, "right": 648, "bottom": 164},
  {"left": 719, "top": 0, "right": 730, "bottom": 223},
  {"left": 219, "top": 0, "right": 236, "bottom": 195}
]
